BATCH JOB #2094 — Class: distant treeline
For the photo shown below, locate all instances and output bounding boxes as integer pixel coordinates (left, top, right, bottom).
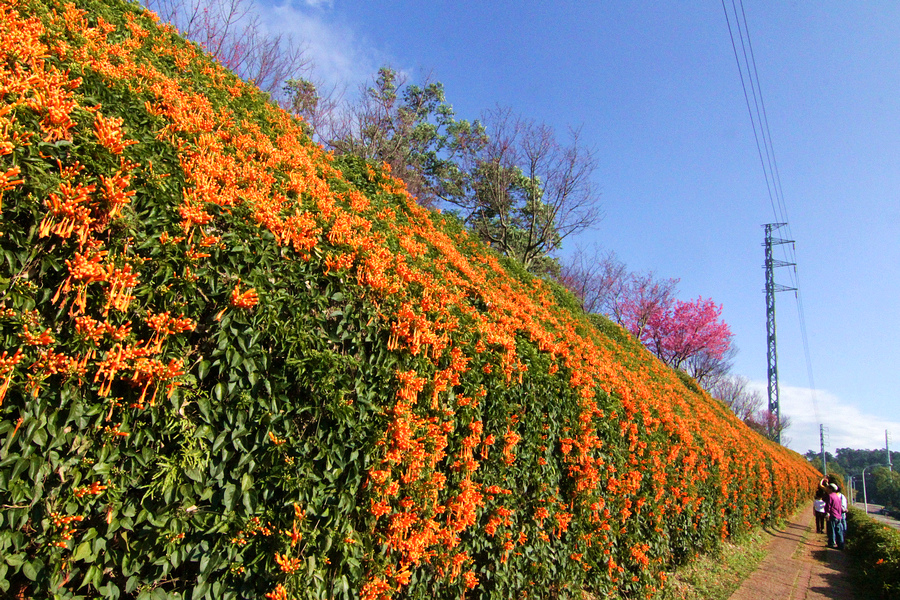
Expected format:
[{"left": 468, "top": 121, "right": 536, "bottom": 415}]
[{"left": 807, "top": 448, "right": 900, "bottom": 508}]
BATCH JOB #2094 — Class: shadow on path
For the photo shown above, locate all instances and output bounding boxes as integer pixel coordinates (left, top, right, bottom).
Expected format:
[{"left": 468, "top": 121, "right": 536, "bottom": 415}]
[{"left": 728, "top": 504, "right": 858, "bottom": 600}]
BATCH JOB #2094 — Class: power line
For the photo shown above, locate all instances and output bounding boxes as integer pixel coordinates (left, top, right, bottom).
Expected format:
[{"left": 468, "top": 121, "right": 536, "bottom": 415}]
[
  {"left": 722, "top": 0, "right": 799, "bottom": 281},
  {"left": 720, "top": 0, "right": 779, "bottom": 222},
  {"left": 738, "top": 1, "right": 789, "bottom": 222},
  {"left": 722, "top": 0, "right": 820, "bottom": 439}
]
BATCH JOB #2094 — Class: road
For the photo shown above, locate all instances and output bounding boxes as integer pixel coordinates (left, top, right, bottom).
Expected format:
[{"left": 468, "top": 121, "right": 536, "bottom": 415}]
[{"left": 853, "top": 502, "right": 900, "bottom": 531}]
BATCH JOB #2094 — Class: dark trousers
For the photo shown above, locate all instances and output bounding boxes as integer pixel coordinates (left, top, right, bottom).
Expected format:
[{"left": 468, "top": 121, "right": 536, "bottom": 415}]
[{"left": 814, "top": 511, "right": 825, "bottom": 533}]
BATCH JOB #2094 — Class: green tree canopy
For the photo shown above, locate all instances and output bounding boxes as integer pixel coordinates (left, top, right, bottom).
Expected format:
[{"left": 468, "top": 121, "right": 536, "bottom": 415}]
[
  {"left": 441, "top": 107, "right": 603, "bottom": 276},
  {"left": 325, "top": 67, "right": 486, "bottom": 210}
]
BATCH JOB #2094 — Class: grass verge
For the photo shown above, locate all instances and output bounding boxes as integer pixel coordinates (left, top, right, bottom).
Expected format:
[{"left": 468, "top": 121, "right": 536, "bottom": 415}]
[{"left": 648, "top": 527, "right": 772, "bottom": 600}]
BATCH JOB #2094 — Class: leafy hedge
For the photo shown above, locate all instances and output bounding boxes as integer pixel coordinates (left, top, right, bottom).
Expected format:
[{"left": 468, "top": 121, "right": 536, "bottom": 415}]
[
  {"left": 846, "top": 508, "right": 900, "bottom": 599},
  {"left": 0, "top": 0, "right": 820, "bottom": 598}
]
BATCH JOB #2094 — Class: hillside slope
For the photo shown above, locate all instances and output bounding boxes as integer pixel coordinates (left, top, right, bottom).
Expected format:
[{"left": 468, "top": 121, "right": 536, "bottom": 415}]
[{"left": 0, "top": 0, "right": 820, "bottom": 598}]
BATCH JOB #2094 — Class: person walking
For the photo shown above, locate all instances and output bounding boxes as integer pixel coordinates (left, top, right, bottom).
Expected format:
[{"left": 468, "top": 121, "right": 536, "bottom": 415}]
[
  {"left": 813, "top": 489, "right": 827, "bottom": 534},
  {"left": 824, "top": 482, "right": 845, "bottom": 550},
  {"left": 835, "top": 483, "right": 848, "bottom": 539}
]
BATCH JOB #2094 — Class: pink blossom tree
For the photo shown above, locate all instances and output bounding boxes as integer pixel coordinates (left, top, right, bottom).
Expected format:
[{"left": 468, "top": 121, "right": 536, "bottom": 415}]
[
  {"left": 611, "top": 271, "right": 679, "bottom": 341},
  {"left": 643, "top": 296, "right": 733, "bottom": 372},
  {"left": 610, "top": 278, "right": 733, "bottom": 388},
  {"left": 558, "top": 254, "right": 734, "bottom": 389}
]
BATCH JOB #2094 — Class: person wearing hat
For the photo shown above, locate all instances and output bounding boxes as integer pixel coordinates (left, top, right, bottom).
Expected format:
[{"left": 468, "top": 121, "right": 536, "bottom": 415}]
[
  {"left": 824, "top": 482, "right": 845, "bottom": 549},
  {"left": 835, "top": 483, "right": 849, "bottom": 539}
]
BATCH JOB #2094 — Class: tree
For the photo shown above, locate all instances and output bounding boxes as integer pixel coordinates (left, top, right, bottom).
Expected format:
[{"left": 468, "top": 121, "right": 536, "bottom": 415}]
[
  {"left": 805, "top": 451, "right": 846, "bottom": 478},
  {"left": 283, "top": 77, "right": 343, "bottom": 140},
  {"left": 711, "top": 375, "right": 762, "bottom": 423},
  {"left": 444, "top": 107, "right": 602, "bottom": 275},
  {"left": 872, "top": 468, "right": 900, "bottom": 509},
  {"left": 327, "top": 67, "right": 485, "bottom": 209},
  {"left": 744, "top": 409, "right": 792, "bottom": 444},
  {"left": 557, "top": 246, "right": 627, "bottom": 314},
  {"left": 143, "top": 0, "right": 309, "bottom": 101},
  {"left": 682, "top": 343, "right": 736, "bottom": 390},
  {"left": 610, "top": 271, "right": 679, "bottom": 341},
  {"left": 609, "top": 277, "right": 733, "bottom": 387},
  {"left": 832, "top": 448, "right": 893, "bottom": 481},
  {"left": 559, "top": 258, "right": 736, "bottom": 389},
  {"left": 710, "top": 375, "right": 792, "bottom": 442},
  {"left": 643, "top": 296, "right": 733, "bottom": 376}
]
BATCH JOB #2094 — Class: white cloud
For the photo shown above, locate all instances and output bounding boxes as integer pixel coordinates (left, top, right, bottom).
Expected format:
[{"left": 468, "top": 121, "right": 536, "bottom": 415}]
[
  {"left": 746, "top": 380, "right": 900, "bottom": 455},
  {"left": 258, "top": 1, "right": 384, "bottom": 93}
]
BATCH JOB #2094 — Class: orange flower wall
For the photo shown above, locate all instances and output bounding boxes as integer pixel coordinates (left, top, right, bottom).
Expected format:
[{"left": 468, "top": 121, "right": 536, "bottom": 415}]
[{"left": 0, "top": 0, "right": 820, "bottom": 597}]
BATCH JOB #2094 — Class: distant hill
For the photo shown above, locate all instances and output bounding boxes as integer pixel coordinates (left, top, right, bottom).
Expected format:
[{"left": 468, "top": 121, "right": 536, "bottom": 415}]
[{"left": 0, "top": 0, "right": 820, "bottom": 597}]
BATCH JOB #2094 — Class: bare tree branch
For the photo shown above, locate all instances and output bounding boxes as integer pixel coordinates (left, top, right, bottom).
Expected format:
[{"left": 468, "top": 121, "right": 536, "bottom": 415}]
[
  {"left": 557, "top": 246, "right": 627, "bottom": 314},
  {"left": 447, "top": 106, "right": 603, "bottom": 274},
  {"left": 142, "top": 0, "right": 310, "bottom": 102}
]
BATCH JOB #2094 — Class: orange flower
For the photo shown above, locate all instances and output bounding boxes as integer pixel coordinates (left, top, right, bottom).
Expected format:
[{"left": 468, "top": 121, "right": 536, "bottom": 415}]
[
  {"left": 230, "top": 284, "right": 259, "bottom": 309},
  {"left": 554, "top": 511, "right": 572, "bottom": 536},
  {"left": 39, "top": 181, "right": 97, "bottom": 245},
  {"left": 274, "top": 552, "right": 301, "bottom": 574},
  {"left": 463, "top": 570, "right": 478, "bottom": 590},
  {"left": 73, "top": 481, "right": 108, "bottom": 498},
  {"left": 94, "top": 113, "right": 137, "bottom": 154},
  {"left": 371, "top": 500, "right": 390, "bottom": 519},
  {"left": 98, "top": 166, "right": 136, "bottom": 221},
  {"left": 265, "top": 584, "right": 289, "bottom": 600},
  {"left": 0, "top": 166, "right": 23, "bottom": 209},
  {"left": 21, "top": 325, "right": 54, "bottom": 346},
  {"left": 360, "top": 576, "right": 392, "bottom": 600},
  {"left": 0, "top": 349, "right": 22, "bottom": 406}
]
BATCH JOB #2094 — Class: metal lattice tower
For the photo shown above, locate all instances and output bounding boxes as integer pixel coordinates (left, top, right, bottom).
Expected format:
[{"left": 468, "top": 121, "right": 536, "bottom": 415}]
[{"left": 763, "top": 223, "right": 796, "bottom": 444}]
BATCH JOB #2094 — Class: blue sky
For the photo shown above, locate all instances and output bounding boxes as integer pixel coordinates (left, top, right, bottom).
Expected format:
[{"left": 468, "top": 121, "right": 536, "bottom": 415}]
[{"left": 254, "top": 1, "right": 900, "bottom": 456}]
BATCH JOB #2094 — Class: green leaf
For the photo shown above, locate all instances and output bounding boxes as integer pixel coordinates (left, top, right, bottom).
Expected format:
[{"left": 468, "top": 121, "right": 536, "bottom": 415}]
[
  {"left": 192, "top": 578, "right": 210, "bottom": 599},
  {"left": 21, "top": 560, "right": 38, "bottom": 581},
  {"left": 198, "top": 394, "right": 211, "bottom": 420},
  {"left": 72, "top": 540, "right": 93, "bottom": 562},
  {"left": 223, "top": 484, "right": 236, "bottom": 511},
  {"left": 5, "top": 553, "right": 24, "bottom": 567},
  {"left": 99, "top": 582, "right": 121, "bottom": 599}
]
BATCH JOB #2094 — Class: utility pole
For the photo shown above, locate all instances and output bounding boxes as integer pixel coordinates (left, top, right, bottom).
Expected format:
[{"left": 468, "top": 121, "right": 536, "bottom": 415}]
[
  {"left": 888, "top": 430, "right": 893, "bottom": 473},
  {"left": 820, "top": 424, "right": 827, "bottom": 476},
  {"left": 763, "top": 223, "right": 796, "bottom": 444}
]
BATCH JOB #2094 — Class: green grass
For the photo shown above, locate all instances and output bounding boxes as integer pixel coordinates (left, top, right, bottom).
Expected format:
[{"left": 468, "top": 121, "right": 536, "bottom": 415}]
[{"left": 649, "top": 528, "right": 771, "bottom": 600}]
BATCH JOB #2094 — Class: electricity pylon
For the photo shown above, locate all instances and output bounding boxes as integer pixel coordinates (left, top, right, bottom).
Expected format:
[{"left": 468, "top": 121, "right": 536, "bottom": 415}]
[{"left": 763, "top": 223, "right": 796, "bottom": 444}]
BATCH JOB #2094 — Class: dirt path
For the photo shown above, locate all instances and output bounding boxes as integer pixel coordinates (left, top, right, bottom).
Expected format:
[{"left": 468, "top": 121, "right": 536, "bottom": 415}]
[{"left": 728, "top": 504, "right": 857, "bottom": 600}]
